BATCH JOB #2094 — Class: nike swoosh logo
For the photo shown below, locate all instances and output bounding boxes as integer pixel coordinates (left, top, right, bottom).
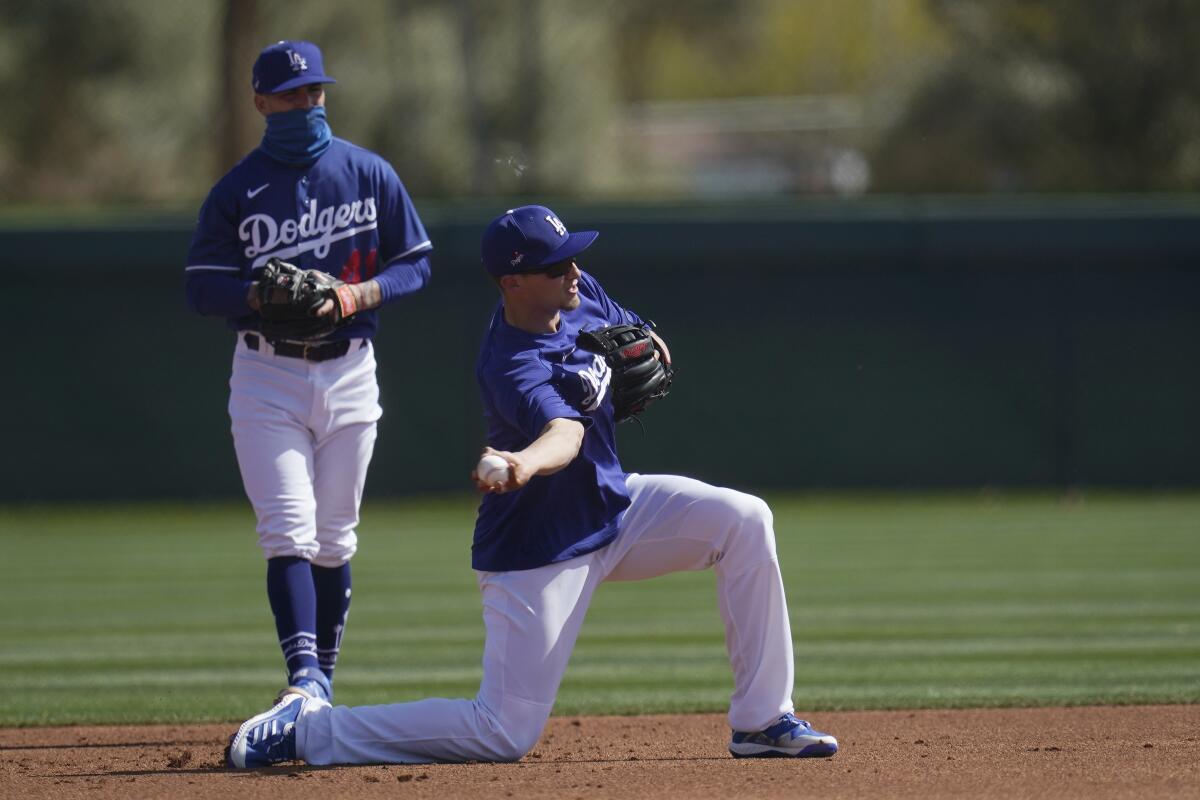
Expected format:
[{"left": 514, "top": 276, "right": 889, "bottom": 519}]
[{"left": 246, "top": 183, "right": 270, "bottom": 199}]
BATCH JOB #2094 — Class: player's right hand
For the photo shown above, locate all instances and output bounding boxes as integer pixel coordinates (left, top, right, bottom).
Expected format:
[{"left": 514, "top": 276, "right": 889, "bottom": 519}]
[
  {"left": 246, "top": 281, "right": 262, "bottom": 311},
  {"left": 471, "top": 447, "right": 534, "bottom": 494}
]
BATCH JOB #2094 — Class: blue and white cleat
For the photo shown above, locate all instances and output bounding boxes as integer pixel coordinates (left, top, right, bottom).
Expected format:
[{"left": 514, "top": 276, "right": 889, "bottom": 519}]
[
  {"left": 225, "top": 693, "right": 303, "bottom": 768},
  {"left": 729, "top": 712, "right": 839, "bottom": 758},
  {"left": 276, "top": 666, "right": 332, "bottom": 704}
]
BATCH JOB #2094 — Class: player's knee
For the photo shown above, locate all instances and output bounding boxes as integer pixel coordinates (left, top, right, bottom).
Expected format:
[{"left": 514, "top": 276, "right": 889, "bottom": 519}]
[
  {"left": 745, "top": 494, "right": 774, "bottom": 528},
  {"left": 256, "top": 515, "right": 318, "bottom": 561},
  {"left": 723, "top": 492, "right": 777, "bottom": 557},
  {"left": 312, "top": 532, "right": 357, "bottom": 566},
  {"left": 722, "top": 491, "right": 773, "bottom": 531},
  {"left": 490, "top": 729, "right": 538, "bottom": 763},
  {"left": 311, "top": 545, "right": 355, "bottom": 568},
  {"left": 481, "top": 702, "right": 547, "bottom": 762}
]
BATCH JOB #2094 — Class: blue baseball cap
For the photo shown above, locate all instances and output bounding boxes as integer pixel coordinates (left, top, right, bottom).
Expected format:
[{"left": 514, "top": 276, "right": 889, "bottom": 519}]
[
  {"left": 481, "top": 205, "right": 599, "bottom": 277},
  {"left": 252, "top": 40, "right": 337, "bottom": 94}
]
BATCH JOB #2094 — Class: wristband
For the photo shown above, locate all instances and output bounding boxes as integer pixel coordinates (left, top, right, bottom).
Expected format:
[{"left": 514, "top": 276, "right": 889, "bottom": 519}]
[{"left": 334, "top": 284, "right": 358, "bottom": 319}]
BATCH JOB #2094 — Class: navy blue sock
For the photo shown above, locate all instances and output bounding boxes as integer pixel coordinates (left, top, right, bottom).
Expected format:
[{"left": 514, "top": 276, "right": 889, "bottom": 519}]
[
  {"left": 265, "top": 556, "right": 320, "bottom": 683},
  {"left": 311, "top": 562, "right": 352, "bottom": 683}
]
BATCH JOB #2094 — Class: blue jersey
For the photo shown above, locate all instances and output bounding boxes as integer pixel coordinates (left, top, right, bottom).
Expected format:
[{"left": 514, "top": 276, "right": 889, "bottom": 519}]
[
  {"left": 184, "top": 138, "right": 432, "bottom": 339},
  {"left": 472, "top": 272, "right": 645, "bottom": 572}
]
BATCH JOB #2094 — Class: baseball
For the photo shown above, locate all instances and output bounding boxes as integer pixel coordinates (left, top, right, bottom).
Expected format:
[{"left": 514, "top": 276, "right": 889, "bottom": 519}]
[{"left": 477, "top": 454, "right": 511, "bottom": 486}]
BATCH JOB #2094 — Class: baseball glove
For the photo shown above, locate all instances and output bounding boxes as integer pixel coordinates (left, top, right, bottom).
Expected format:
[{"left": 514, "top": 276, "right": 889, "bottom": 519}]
[
  {"left": 576, "top": 323, "right": 674, "bottom": 422},
  {"left": 254, "top": 257, "right": 358, "bottom": 341}
]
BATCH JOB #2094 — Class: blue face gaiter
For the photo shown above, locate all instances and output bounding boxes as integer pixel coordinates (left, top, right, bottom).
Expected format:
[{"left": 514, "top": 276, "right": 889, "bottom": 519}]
[{"left": 261, "top": 106, "right": 332, "bottom": 166}]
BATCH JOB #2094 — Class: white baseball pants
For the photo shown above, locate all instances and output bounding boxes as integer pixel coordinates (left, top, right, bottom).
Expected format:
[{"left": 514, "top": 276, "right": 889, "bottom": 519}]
[
  {"left": 295, "top": 473, "right": 797, "bottom": 764},
  {"left": 229, "top": 335, "right": 381, "bottom": 567}
]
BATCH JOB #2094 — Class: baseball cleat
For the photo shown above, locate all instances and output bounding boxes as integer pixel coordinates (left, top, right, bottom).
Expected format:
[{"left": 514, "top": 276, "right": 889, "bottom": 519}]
[
  {"left": 226, "top": 693, "right": 303, "bottom": 768},
  {"left": 276, "top": 666, "right": 332, "bottom": 704},
  {"left": 729, "top": 712, "right": 839, "bottom": 758}
]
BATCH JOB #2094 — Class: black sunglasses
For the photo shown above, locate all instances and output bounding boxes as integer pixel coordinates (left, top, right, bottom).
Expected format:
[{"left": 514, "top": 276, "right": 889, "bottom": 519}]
[{"left": 523, "top": 259, "right": 574, "bottom": 279}]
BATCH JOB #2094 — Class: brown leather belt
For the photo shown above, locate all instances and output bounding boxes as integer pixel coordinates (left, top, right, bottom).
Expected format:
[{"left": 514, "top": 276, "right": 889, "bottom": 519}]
[{"left": 243, "top": 333, "right": 352, "bottom": 362}]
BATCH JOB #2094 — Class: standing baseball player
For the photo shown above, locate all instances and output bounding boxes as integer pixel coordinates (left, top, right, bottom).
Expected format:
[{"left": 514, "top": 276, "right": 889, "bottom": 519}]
[
  {"left": 185, "top": 40, "right": 432, "bottom": 704},
  {"left": 226, "top": 205, "right": 836, "bottom": 767}
]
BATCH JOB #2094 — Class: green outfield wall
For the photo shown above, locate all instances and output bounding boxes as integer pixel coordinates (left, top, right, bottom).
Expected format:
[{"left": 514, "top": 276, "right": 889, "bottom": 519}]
[{"left": 4, "top": 198, "right": 1198, "bottom": 502}]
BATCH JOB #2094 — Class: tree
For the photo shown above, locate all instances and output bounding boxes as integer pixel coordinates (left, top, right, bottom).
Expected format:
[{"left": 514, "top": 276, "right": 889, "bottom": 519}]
[
  {"left": 218, "top": 0, "right": 261, "bottom": 176},
  {"left": 872, "top": 0, "right": 1200, "bottom": 191}
]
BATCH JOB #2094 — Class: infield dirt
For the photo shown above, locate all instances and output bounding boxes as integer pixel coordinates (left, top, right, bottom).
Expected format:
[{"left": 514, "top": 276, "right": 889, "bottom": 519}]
[{"left": 2, "top": 705, "right": 1196, "bottom": 799}]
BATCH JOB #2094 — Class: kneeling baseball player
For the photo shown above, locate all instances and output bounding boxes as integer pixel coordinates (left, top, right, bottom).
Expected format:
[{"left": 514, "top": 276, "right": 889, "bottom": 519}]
[{"left": 226, "top": 205, "right": 838, "bottom": 767}]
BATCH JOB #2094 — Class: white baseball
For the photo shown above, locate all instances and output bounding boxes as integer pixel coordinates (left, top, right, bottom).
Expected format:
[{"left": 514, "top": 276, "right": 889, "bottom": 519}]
[{"left": 477, "top": 454, "right": 511, "bottom": 486}]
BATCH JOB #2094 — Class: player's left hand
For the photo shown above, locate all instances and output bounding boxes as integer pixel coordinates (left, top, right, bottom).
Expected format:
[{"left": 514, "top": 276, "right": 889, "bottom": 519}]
[{"left": 472, "top": 447, "right": 535, "bottom": 494}]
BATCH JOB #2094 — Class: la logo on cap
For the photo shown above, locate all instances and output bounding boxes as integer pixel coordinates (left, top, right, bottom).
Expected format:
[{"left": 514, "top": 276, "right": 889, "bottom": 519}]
[
  {"left": 287, "top": 49, "right": 308, "bottom": 72},
  {"left": 545, "top": 214, "right": 567, "bottom": 237}
]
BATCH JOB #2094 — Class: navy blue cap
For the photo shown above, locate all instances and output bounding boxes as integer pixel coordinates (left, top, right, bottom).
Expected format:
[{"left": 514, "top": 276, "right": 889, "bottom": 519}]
[
  {"left": 481, "top": 205, "right": 599, "bottom": 277},
  {"left": 252, "top": 40, "right": 337, "bottom": 94}
]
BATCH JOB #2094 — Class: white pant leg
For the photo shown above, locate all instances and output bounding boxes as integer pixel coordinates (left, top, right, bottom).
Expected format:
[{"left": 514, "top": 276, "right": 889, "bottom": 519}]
[
  {"left": 310, "top": 340, "right": 382, "bottom": 436},
  {"left": 606, "top": 474, "right": 795, "bottom": 732},
  {"left": 311, "top": 422, "right": 377, "bottom": 567},
  {"left": 297, "top": 557, "right": 602, "bottom": 765},
  {"left": 311, "top": 340, "right": 381, "bottom": 567},
  {"left": 229, "top": 343, "right": 318, "bottom": 561}
]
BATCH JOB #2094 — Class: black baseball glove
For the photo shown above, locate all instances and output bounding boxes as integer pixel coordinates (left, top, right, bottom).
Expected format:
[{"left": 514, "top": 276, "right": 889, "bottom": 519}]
[
  {"left": 576, "top": 323, "right": 674, "bottom": 422},
  {"left": 254, "top": 257, "right": 358, "bottom": 341}
]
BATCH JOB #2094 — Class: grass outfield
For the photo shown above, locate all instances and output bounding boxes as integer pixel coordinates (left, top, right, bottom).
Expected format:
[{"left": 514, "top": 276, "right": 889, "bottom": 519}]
[{"left": 0, "top": 493, "right": 1197, "bottom": 726}]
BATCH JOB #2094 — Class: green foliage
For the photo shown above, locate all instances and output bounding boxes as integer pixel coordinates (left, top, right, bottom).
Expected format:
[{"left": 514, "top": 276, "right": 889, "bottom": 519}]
[
  {"left": 0, "top": 0, "right": 627, "bottom": 203},
  {"left": 618, "top": 0, "right": 945, "bottom": 100},
  {"left": 4, "top": 1, "right": 1200, "bottom": 201},
  {"left": 874, "top": 0, "right": 1200, "bottom": 191},
  {"left": 0, "top": 0, "right": 945, "bottom": 203},
  {"left": 1, "top": 493, "right": 1197, "bottom": 725},
  {"left": 0, "top": 0, "right": 217, "bottom": 204}
]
